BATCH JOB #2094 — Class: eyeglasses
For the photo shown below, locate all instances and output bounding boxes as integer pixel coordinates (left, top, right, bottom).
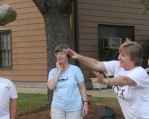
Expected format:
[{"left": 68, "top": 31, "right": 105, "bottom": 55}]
[{"left": 55, "top": 51, "right": 66, "bottom": 56}]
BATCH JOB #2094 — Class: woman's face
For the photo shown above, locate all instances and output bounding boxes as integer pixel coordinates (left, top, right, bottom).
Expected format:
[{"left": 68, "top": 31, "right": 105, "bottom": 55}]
[
  {"left": 118, "top": 50, "right": 135, "bottom": 70},
  {"left": 55, "top": 51, "right": 68, "bottom": 64}
]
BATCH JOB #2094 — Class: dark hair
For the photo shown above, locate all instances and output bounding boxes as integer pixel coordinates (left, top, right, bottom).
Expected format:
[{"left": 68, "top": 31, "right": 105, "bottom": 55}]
[
  {"left": 55, "top": 44, "right": 70, "bottom": 58},
  {"left": 119, "top": 41, "right": 143, "bottom": 66}
]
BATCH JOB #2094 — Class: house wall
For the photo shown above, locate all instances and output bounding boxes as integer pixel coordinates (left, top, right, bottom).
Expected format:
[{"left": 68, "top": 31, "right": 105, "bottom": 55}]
[
  {"left": 0, "top": 0, "right": 47, "bottom": 82},
  {"left": 0, "top": 0, "right": 149, "bottom": 86},
  {"left": 77, "top": 0, "right": 149, "bottom": 81}
]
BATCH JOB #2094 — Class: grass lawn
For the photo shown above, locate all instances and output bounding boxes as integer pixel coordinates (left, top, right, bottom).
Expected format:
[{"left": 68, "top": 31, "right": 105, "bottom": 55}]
[
  {"left": 17, "top": 93, "right": 119, "bottom": 112},
  {"left": 18, "top": 93, "right": 49, "bottom": 111}
]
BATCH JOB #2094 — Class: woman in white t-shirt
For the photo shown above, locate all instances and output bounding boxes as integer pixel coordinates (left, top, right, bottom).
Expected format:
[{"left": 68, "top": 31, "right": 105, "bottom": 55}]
[
  {"left": 0, "top": 77, "right": 18, "bottom": 119},
  {"left": 47, "top": 44, "right": 88, "bottom": 119},
  {"left": 64, "top": 41, "right": 149, "bottom": 119}
]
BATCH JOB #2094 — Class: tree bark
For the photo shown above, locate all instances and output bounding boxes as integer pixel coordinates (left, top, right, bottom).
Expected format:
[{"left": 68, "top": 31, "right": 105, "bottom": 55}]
[{"left": 32, "top": 0, "right": 74, "bottom": 105}]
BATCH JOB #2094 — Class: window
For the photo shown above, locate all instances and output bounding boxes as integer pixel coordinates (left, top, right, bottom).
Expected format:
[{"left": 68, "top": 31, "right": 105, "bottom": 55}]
[
  {"left": 0, "top": 30, "right": 12, "bottom": 68},
  {"left": 103, "top": 37, "right": 122, "bottom": 49},
  {"left": 98, "top": 24, "right": 134, "bottom": 61}
]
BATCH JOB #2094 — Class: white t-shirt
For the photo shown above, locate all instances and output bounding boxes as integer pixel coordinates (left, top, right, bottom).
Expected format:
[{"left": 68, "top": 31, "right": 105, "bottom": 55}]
[
  {"left": 0, "top": 77, "right": 18, "bottom": 119},
  {"left": 103, "top": 61, "right": 149, "bottom": 119}
]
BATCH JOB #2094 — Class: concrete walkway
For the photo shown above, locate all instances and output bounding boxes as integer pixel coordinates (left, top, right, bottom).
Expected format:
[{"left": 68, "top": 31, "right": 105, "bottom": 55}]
[
  {"left": 16, "top": 87, "right": 116, "bottom": 98},
  {"left": 87, "top": 89, "right": 116, "bottom": 98},
  {"left": 16, "top": 87, "right": 47, "bottom": 94}
]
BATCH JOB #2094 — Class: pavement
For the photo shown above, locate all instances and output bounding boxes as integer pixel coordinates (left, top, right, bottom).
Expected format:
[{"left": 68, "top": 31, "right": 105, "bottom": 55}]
[
  {"left": 16, "top": 87, "right": 48, "bottom": 94},
  {"left": 87, "top": 89, "right": 116, "bottom": 98},
  {"left": 16, "top": 87, "right": 116, "bottom": 98}
]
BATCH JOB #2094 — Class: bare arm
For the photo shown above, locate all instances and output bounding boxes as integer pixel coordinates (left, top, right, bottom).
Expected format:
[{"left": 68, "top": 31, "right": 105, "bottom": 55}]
[
  {"left": 47, "top": 70, "right": 61, "bottom": 90},
  {"left": 64, "top": 49, "right": 106, "bottom": 72},
  {"left": 94, "top": 71, "right": 136, "bottom": 86},
  {"left": 47, "top": 62, "right": 63, "bottom": 90},
  {"left": 106, "top": 76, "right": 136, "bottom": 86},
  {"left": 10, "top": 98, "right": 17, "bottom": 119},
  {"left": 78, "top": 82, "right": 89, "bottom": 116}
]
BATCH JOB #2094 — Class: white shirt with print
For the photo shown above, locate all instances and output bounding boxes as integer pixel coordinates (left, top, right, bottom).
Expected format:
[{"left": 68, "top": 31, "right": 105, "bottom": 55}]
[{"left": 103, "top": 61, "right": 149, "bottom": 119}]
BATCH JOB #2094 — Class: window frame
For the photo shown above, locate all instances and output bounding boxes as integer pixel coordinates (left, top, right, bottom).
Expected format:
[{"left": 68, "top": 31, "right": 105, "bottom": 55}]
[
  {"left": 0, "top": 29, "right": 12, "bottom": 69},
  {"left": 98, "top": 24, "right": 134, "bottom": 61}
]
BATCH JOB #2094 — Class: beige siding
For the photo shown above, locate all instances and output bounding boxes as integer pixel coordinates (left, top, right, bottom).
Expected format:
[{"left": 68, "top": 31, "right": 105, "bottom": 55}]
[
  {"left": 1, "top": 0, "right": 149, "bottom": 83},
  {"left": 0, "top": 0, "right": 47, "bottom": 81},
  {"left": 78, "top": 0, "right": 149, "bottom": 78}
]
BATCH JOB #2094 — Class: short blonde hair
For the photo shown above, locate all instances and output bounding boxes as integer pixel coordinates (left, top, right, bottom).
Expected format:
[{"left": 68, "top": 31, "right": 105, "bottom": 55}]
[{"left": 119, "top": 41, "right": 143, "bottom": 66}]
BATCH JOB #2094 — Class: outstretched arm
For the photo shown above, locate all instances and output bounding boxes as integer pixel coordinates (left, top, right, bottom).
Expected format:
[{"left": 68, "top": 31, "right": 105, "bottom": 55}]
[
  {"left": 64, "top": 48, "right": 106, "bottom": 72},
  {"left": 94, "top": 71, "right": 136, "bottom": 86}
]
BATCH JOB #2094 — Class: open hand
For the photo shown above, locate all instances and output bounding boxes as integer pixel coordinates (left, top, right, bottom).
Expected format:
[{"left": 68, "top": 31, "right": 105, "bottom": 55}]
[
  {"left": 93, "top": 71, "right": 104, "bottom": 83},
  {"left": 63, "top": 48, "right": 78, "bottom": 59}
]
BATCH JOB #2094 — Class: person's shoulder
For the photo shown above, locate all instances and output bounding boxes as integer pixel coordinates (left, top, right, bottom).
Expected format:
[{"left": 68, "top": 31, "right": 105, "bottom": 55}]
[
  {"left": 0, "top": 77, "right": 10, "bottom": 81},
  {"left": 0, "top": 77, "right": 12, "bottom": 84},
  {"left": 70, "top": 64, "right": 80, "bottom": 69},
  {"left": 104, "top": 60, "right": 119, "bottom": 63},
  {"left": 135, "top": 66, "right": 147, "bottom": 72},
  {"left": 111, "top": 60, "right": 120, "bottom": 65},
  {"left": 50, "top": 67, "right": 57, "bottom": 71},
  {"left": 133, "top": 66, "right": 148, "bottom": 76},
  {"left": 111, "top": 60, "right": 119, "bottom": 63},
  {"left": 104, "top": 60, "right": 120, "bottom": 66}
]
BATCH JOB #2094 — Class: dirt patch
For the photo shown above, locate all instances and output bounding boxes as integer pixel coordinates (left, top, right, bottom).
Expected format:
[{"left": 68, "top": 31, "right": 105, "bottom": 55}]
[{"left": 17, "top": 104, "right": 125, "bottom": 119}]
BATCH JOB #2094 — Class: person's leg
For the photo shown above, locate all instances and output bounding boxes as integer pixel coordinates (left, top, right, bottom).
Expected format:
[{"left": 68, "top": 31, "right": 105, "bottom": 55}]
[
  {"left": 66, "top": 110, "right": 83, "bottom": 119},
  {"left": 50, "top": 106, "right": 65, "bottom": 119}
]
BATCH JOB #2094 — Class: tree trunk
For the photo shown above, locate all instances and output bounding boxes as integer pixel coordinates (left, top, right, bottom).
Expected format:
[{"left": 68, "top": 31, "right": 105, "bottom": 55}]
[{"left": 32, "top": 0, "right": 74, "bottom": 105}]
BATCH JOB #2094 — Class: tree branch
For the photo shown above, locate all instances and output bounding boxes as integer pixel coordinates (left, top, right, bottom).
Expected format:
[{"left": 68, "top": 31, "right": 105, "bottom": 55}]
[{"left": 32, "top": 0, "right": 51, "bottom": 14}]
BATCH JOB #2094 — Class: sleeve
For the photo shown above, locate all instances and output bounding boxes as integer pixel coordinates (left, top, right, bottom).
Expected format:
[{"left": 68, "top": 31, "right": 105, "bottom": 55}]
[
  {"left": 103, "top": 61, "right": 120, "bottom": 76},
  {"left": 8, "top": 81, "right": 18, "bottom": 99},
  {"left": 75, "top": 66, "right": 84, "bottom": 83},
  {"left": 48, "top": 68, "right": 57, "bottom": 80}
]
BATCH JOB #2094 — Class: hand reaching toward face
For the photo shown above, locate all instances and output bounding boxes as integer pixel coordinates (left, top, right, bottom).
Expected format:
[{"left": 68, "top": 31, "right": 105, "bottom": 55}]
[
  {"left": 56, "top": 62, "right": 64, "bottom": 73},
  {"left": 63, "top": 48, "right": 78, "bottom": 59}
]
